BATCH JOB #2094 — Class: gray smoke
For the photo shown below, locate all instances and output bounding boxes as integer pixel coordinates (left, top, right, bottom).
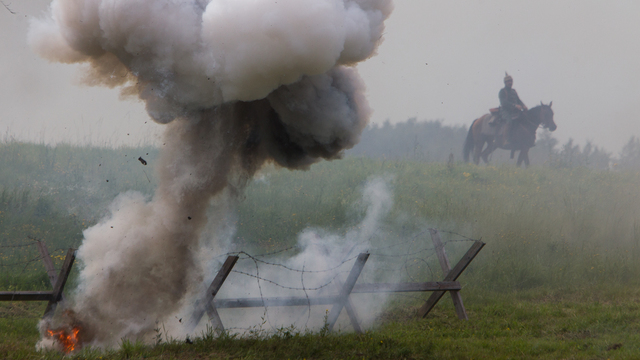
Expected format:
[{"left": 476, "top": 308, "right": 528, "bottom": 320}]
[
  {"left": 190, "top": 177, "right": 396, "bottom": 335},
  {"left": 30, "top": 0, "right": 392, "bottom": 349}
]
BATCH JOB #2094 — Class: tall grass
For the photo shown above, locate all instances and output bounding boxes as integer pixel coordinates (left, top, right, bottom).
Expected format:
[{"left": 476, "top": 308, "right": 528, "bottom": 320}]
[
  {"left": 2, "top": 144, "right": 640, "bottom": 359},
  {"left": 0, "top": 141, "right": 158, "bottom": 291},
  {"left": 0, "top": 141, "right": 158, "bottom": 219},
  {"left": 2, "top": 141, "right": 640, "bottom": 296},
  {"left": 236, "top": 158, "right": 640, "bottom": 293}
]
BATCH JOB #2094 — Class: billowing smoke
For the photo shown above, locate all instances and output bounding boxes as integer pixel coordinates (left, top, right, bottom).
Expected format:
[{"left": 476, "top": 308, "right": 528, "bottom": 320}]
[
  {"left": 196, "top": 177, "right": 396, "bottom": 334},
  {"left": 30, "top": 0, "right": 392, "bottom": 349}
]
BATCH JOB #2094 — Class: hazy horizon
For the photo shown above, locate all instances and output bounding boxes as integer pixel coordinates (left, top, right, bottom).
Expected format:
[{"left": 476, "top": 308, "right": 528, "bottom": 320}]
[{"left": 2, "top": 1, "right": 639, "bottom": 154}]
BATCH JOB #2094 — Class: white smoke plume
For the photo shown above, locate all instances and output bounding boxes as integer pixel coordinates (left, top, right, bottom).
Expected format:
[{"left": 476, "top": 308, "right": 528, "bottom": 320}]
[
  {"left": 30, "top": 0, "right": 393, "bottom": 349},
  {"left": 191, "top": 177, "right": 396, "bottom": 334}
]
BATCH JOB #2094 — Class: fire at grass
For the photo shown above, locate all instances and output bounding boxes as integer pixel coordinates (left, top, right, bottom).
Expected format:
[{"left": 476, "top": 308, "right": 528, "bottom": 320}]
[
  {"left": 41, "top": 311, "right": 83, "bottom": 354},
  {"left": 27, "top": 0, "right": 396, "bottom": 353},
  {"left": 38, "top": 222, "right": 481, "bottom": 355}
]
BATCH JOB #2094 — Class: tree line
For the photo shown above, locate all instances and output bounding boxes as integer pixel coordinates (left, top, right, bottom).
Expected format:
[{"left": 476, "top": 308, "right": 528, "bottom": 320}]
[{"left": 347, "top": 118, "right": 640, "bottom": 170}]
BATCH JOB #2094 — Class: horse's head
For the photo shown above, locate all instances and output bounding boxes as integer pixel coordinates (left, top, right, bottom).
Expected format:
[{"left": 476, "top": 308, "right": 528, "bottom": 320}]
[{"left": 537, "top": 101, "right": 557, "bottom": 131}]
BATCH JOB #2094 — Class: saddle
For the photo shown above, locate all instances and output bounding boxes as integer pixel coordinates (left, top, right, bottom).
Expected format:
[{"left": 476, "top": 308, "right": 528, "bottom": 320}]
[{"left": 488, "top": 107, "right": 502, "bottom": 126}]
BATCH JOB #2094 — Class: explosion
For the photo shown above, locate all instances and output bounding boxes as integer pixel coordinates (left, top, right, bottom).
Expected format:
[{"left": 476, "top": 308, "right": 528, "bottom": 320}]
[
  {"left": 46, "top": 327, "right": 81, "bottom": 354},
  {"left": 30, "top": 0, "right": 393, "bottom": 349},
  {"left": 40, "top": 310, "right": 87, "bottom": 354}
]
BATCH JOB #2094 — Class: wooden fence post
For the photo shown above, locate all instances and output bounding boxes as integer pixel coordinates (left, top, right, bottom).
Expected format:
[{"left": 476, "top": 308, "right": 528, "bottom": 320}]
[
  {"left": 326, "top": 253, "right": 369, "bottom": 332},
  {"left": 418, "top": 240, "right": 484, "bottom": 318},
  {"left": 183, "top": 233, "right": 483, "bottom": 331},
  {"left": 36, "top": 240, "right": 65, "bottom": 302},
  {"left": 36, "top": 241, "right": 57, "bottom": 285},
  {"left": 43, "top": 248, "right": 76, "bottom": 318},
  {"left": 188, "top": 255, "right": 238, "bottom": 333},
  {"left": 334, "top": 280, "right": 364, "bottom": 333},
  {"left": 429, "top": 229, "right": 468, "bottom": 320}
]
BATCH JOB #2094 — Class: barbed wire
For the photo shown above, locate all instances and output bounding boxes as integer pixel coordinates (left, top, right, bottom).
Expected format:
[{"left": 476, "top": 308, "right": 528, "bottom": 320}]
[
  {"left": 248, "top": 253, "right": 274, "bottom": 330},
  {"left": 368, "top": 245, "right": 434, "bottom": 258},
  {"left": 234, "top": 251, "right": 360, "bottom": 274},
  {"left": 216, "top": 229, "right": 479, "bottom": 293},
  {"left": 437, "top": 229, "right": 479, "bottom": 242},
  {"left": 405, "top": 258, "right": 436, "bottom": 283},
  {"left": 300, "top": 262, "right": 311, "bottom": 328},
  {"left": 211, "top": 229, "right": 472, "bottom": 331},
  {"left": 207, "top": 246, "right": 298, "bottom": 263},
  {"left": 0, "top": 241, "right": 39, "bottom": 249},
  {"left": 253, "top": 246, "right": 299, "bottom": 258},
  {"left": 0, "top": 239, "right": 78, "bottom": 296},
  {"left": 4, "top": 228, "right": 479, "bottom": 330},
  {"left": 230, "top": 269, "right": 344, "bottom": 292},
  {"left": 370, "top": 241, "right": 474, "bottom": 258},
  {"left": 0, "top": 255, "right": 43, "bottom": 268}
]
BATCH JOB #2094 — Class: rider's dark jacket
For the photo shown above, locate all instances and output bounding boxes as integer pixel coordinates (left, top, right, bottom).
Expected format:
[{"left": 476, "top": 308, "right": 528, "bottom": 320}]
[{"left": 499, "top": 87, "right": 526, "bottom": 121}]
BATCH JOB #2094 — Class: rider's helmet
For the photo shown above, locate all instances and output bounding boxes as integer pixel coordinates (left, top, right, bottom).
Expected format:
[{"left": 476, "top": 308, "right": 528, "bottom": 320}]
[{"left": 504, "top": 72, "right": 513, "bottom": 83}]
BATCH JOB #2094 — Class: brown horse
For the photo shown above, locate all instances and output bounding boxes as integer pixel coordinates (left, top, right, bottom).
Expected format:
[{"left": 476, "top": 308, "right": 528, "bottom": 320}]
[{"left": 463, "top": 102, "right": 556, "bottom": 167}]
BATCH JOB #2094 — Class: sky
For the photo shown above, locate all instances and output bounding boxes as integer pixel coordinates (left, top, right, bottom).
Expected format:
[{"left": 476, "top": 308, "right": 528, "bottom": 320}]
[{"left": 1, "top": 0, "right": 639, "bottom": 153}]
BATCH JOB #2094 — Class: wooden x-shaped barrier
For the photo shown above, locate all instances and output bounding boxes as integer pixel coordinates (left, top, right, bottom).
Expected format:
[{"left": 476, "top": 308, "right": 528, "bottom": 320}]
[
  {"left": 189, "top": 230, "right": 484, "bottom": 333},
  {"left": 0, "top": 243, "right": 76, "bottom": 318}
]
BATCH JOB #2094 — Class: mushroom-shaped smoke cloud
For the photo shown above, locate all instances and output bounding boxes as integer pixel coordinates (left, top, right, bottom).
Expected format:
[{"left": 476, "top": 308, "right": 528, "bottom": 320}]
[{"left": 30, "top": 0, "right": 393, "bottom": 348}]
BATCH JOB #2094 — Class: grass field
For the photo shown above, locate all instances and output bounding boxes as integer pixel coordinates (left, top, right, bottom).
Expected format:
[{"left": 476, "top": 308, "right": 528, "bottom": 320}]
[
  {"left": 4, "top": 291, "right": 640, "bottom": 359},
  {"left": 2, "top": 144, "right": 640, "bottom": 359}
]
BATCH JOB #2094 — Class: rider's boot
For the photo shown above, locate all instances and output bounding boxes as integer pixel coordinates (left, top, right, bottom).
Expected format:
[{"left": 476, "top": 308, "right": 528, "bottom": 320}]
[{"left": 502, "top": 122, "right": 511, "bottom": 147}]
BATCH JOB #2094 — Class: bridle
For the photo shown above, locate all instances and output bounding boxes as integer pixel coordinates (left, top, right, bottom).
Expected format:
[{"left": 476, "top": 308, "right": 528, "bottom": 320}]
[
  {"left": 521, "top": 105, "right": 553, "bottom": 131},
  {"left": 538, "top": 105, "right": 554, "bottom": 130}
]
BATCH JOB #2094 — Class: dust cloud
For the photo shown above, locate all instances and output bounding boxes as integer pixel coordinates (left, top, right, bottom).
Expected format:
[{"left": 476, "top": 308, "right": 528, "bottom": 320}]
[
  {"left": 187, "top": 177, "right": 397, "bottom": 335},
  {"left": 30, "top": 0, "right": 393, "bottom": 348}
]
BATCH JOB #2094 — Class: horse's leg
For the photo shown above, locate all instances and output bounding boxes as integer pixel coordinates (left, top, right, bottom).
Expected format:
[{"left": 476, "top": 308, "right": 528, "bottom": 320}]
[
  {"left": 510, "top": 149, "right": 516, "bottom": 159},
  {"left": 516, "top": 149, "right": 530, "bottom": 167},
  {"left": 473, "top": 140, "right": 484, "bottom": 165},
  {"left": 522, "top": 148, "right": 530, "bottom": 167},
  {"left": 516, "top": 151, "right": 523, "bottom": 167},
  {"left": 481, "top": 140, "right": 495, "bottom": 164}
]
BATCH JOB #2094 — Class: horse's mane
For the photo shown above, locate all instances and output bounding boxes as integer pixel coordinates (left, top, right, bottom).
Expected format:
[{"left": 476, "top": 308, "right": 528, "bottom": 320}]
[
  {"left": 525, "top": 104, "right": 553, "bottom": 122},
  {"left": 528, "top": 103, "right": 552, "bottom": 113}
]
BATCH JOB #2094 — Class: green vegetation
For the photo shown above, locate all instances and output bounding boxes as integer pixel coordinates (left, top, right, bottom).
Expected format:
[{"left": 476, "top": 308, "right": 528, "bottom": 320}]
[
  {"left": 0, "top": 141, "right": 157, "bottom": 292},
  {"left": 350, "top": 120, "right": 640, "bottom": 170},
  {"left": 2, "top": 140, "right": 640, "bottom": 359},
  {"left": 5, "top": 293, "right": 640, "bottom": 359},
  {"left": 238, "top": 158, "right": 640, "bottom": 293}
]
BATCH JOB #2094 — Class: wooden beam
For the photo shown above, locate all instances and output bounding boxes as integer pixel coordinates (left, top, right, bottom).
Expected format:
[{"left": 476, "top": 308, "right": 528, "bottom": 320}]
[
  {"left": 418, "top": 240, "right": 484, "bottom": 318},
  {"left": 36, "top": 240, "right": 65, "bottom": 302},
  {"left": 430, "top": 229, "right": 468, "bottom": 320},
  {"left": 0, "top": 291, "right": 53, "bottom": 301},
  {"left": 36, "top": 241, "right": 58, "bottom": 286},
  {"left": 430, "top": 229, "right": 452, "bottom": 272},
  {"left": 326, "top": 253, "right": 369, "bottom": 332},
  {"left": 215, "top": 295, "right": 341, "bottom": 308},
  {"left": 344, "top": 298, "right": 362, "bottom": 333},
  {"left": 211, "top": 280, "right": 459, "bottom": 308},
  {"left": 187, "top": 255, "right": 238, "bottom": 333},
  {"left": 333, "top": 280, "right": 363, "bottom": 334},
  {"left": 205, "top": 304, "right": 224, "bottom": 333},
  {"left": 352, "top": 281, "right": 461, "bottom": 293},
  {"left": 43, "top": 248, "right": 76, "bottom": 318}
]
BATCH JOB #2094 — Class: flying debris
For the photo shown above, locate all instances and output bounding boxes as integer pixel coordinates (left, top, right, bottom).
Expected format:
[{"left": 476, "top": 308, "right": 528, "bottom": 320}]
[{"left": 30, "top": 0, "right": 394, "bottom": 348}]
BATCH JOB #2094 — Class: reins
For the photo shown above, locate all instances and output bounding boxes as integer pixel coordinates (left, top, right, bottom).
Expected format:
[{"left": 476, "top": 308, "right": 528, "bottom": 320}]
[{"left": 519, "top": 109, "right": 539, "bottom": 131}]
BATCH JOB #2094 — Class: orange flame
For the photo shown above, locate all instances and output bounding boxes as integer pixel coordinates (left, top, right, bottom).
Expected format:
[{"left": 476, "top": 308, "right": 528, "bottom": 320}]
[{"left": 47, "top": 326, "right": 81, "bottom": 354}]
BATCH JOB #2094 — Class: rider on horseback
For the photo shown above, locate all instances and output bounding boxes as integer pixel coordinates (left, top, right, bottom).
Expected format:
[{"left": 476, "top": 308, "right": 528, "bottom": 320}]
[{"left": 499, "top": 72, "right": 527, "bottom": 146}]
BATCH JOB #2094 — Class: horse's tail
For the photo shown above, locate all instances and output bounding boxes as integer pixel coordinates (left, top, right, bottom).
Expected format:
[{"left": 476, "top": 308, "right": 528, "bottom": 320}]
[{"left": 463, "top": 119, "right": 476, "bottom": 162}]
